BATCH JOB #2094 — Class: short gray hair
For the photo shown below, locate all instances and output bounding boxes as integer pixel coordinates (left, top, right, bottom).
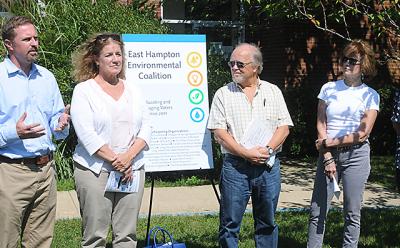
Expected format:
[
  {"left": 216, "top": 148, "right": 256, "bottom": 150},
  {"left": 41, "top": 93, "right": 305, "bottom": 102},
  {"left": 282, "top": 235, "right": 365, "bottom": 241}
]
[{"left": 235, "top": 43, "right": 263, "bottom": 74}]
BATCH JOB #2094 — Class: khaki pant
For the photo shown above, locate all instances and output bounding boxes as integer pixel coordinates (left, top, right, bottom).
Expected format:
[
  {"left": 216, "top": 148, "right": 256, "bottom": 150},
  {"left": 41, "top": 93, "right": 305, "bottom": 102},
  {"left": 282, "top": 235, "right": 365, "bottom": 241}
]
[
  {"left": 0, "top": 161, "right": 57, "bottom": 248},
  {"left": 74, "top": 162, "right": 145, "bottom": 248}
]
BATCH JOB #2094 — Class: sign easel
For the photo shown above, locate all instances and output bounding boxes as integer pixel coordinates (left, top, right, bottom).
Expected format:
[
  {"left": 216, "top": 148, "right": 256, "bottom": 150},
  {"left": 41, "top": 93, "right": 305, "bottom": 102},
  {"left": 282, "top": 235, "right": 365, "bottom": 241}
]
[{"left": 122, "top": 34, "right": 218, "bottom": 242}]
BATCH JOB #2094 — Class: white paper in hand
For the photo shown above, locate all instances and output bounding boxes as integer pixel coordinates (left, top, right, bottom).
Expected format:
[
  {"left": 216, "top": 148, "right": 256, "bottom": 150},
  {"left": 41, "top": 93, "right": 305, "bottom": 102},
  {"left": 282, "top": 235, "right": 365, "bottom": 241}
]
[
  {"left": 328, "top": 177, "right": 341, "bottom": 199},
  {"left": 240, "top": 119, "right": 275, "bottom": 149},
  {"left": 266, "top": 153, "right": 276, "bottom": 167},
  {"left": 105, "top": 170, "right": 140, "bottom": 193}
]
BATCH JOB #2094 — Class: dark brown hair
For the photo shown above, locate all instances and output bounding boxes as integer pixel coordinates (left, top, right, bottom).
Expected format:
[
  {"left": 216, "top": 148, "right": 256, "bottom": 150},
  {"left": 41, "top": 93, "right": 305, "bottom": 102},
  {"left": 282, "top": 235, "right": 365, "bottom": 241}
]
[
  {"left": 341, "top": 39, "right": 377, "bottom": 79},
  {"left": 1, "top": 16, "right": 34, "bottom": 41}
]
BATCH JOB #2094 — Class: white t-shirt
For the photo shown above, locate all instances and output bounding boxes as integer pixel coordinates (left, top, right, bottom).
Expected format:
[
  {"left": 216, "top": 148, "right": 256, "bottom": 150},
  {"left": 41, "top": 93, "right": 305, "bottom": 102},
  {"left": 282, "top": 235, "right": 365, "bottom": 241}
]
[{"left": 318, "top": 80, "right": 380, "bottom": 138}]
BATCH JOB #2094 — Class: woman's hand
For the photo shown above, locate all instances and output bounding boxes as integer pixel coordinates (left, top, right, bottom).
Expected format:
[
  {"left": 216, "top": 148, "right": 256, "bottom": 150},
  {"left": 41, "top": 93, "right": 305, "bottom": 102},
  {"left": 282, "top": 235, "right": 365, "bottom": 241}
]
[
  {"left": 324, "top": 161, "right": 336, "bottom": 179},
  {"left": 112, "top": 151, "right": 134, "bottom": 172},
  {"left": 315, "top": 138, "right": 331, "bottom": 151},
  {"left": 121, "top": 166, "right": 133, "bottom": 182}
]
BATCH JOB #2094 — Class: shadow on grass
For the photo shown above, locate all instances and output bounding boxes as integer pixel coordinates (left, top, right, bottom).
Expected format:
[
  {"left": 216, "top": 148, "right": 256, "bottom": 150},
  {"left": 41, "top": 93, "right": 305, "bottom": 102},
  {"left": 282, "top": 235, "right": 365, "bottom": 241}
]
[
  {"left": 139, "top": 208, "right": 400, "bottom": 248},
  {"left": 54, "top": 208, "right": 400, "bottom": 247}
]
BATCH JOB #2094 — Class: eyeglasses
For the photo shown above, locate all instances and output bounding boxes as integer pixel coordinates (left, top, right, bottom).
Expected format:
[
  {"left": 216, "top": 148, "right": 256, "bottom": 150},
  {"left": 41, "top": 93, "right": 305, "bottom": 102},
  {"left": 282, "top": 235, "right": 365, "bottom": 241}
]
[
  {"left": 342, "top": 57, "right": 361, "bottom": 66},
  {"left": 95, "top": 33, "right": 121, "bottom": 42},
  {"left": 228, "top": 60, "right": 252, "bottom": 69}
]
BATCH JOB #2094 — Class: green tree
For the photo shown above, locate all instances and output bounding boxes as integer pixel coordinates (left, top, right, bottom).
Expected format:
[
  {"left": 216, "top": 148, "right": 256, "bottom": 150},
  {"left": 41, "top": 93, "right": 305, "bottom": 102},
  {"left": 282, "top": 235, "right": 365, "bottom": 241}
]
[{"left": 246, "top": 0, "right": 399, "bottom": 63}]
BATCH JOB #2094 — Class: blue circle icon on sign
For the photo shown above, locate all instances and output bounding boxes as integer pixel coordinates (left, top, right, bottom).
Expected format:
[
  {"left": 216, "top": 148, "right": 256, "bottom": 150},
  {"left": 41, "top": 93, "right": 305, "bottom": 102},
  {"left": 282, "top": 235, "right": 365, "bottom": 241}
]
[{"left": 190, "top": 108, "right": 205, "bottom": 122}]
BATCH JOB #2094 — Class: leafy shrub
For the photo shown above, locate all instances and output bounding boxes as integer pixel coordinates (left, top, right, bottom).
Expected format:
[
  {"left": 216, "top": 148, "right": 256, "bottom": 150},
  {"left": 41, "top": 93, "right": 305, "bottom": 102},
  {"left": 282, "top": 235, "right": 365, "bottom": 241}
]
[
  {"left": 1, "top": 0, "right": 395, "bottom": 181},
  {"left": 1, "top": 0, "right": 168, "bottom": 179}
]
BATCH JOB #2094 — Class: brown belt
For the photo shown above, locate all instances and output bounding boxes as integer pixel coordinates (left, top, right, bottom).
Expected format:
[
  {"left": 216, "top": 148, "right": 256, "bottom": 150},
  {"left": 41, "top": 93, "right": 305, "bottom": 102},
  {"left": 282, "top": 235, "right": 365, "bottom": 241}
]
[
  {"left": 0, "top": 153, "right": 53, "bottom": 166},
  {"left": 335, "top": 141, "right": 368, "bottom": 152}
]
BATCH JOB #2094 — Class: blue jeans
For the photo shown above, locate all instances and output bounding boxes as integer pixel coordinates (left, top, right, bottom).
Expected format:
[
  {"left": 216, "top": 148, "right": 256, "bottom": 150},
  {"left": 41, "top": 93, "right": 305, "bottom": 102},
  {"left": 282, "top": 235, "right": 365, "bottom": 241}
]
[{"left": 219, "top": 154, "right": 281, "bottom": 248}]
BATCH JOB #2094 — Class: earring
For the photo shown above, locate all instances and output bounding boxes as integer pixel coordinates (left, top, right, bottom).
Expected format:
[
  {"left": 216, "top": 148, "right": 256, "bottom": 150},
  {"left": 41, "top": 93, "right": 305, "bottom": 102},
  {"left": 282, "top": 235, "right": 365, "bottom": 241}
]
[{"left": 361, "top": 73, "right": 365, "bottom": 82}]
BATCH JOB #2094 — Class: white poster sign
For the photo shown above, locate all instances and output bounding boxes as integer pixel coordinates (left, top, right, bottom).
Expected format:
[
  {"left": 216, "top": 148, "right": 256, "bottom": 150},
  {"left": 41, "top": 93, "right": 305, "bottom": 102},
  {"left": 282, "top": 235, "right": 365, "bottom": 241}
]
[{"left": 122, "top": 34, "right": 213, "bottom": 172}]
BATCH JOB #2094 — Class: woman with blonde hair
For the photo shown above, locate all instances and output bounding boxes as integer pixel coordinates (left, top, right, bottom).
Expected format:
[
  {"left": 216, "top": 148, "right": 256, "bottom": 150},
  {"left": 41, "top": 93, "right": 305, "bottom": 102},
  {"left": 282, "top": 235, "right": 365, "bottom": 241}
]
[
  {"left": 307, "top": 40, "right": 380, "bottom": 247},
  {"left": 70, "top": 33, "right": 151, "bottom": 247}
]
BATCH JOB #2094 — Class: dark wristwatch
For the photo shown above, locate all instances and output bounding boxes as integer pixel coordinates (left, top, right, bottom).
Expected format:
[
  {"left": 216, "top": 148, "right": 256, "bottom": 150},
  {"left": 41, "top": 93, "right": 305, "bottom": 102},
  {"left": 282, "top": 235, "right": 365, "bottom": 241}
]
[{"left": 266, "top": 145, "right": 274, "bottom": 155}]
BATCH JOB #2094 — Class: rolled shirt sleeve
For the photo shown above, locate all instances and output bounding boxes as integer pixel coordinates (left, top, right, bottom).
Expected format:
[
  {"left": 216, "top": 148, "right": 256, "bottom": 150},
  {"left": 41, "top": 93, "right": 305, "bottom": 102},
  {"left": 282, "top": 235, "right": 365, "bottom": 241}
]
[
  {"left": 50, "top": 76, "right": 69, "bottom": 140},
  {"left": 274, "top": 86, "right": 294, "bottom": 127},
  {"left": 207, "top": 89, "right": 228, "bottom": 130},
  {"left": 0, "top": 123, "right": 19, "bottom": 148}
]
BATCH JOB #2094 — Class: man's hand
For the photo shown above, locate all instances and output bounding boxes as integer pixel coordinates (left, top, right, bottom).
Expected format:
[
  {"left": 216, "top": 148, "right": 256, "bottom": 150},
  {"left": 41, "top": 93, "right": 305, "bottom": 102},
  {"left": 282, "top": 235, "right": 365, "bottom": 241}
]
[
  {"left": 16, "top": 112, "right": 46, "bottom": 139},
  {"left": 245, "top": 146, "right": 269, "bottom": 165},
  {"left": 55, "top": 104, "right": 70, "bottom": 132}
]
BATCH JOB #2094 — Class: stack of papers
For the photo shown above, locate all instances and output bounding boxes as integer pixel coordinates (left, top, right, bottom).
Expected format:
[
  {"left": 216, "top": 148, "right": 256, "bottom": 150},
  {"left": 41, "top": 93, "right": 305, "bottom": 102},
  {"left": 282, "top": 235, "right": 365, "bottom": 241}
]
[
  {"left": 240, "top": 118, "right": 276, "bottom": 166},
  {"left": 105, "top": 170, "right": 140, "bottom": 193},
  {"left": 240, "top": 119, "right": 273, "bottom": 150}
]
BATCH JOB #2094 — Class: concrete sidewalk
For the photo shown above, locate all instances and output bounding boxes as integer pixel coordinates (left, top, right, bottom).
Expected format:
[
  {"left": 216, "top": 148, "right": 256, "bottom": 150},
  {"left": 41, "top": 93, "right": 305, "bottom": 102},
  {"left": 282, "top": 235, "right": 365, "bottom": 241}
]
[{"left": 56, "top": 162, "right": 400, "bottom": 220}]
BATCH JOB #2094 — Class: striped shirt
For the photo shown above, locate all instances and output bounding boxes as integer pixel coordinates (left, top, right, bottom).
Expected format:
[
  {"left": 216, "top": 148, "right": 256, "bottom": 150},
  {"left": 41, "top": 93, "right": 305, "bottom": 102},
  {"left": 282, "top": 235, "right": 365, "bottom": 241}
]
[{"left": 207, "top": 79, "right": 293, "bottom": 154}]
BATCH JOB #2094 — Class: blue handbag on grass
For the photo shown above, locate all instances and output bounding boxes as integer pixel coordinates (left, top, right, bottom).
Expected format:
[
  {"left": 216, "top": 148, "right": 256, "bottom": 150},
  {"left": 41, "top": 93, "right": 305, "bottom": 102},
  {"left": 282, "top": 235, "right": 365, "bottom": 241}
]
[{"left": 145, "top": 226, "right": 186, "bottom": 248}]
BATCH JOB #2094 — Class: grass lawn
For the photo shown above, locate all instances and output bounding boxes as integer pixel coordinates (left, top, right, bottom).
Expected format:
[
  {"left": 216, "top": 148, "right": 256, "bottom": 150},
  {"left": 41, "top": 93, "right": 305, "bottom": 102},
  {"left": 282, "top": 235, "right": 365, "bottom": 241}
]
[
  {"left": 53, "top": 156, "right": 399, "bottom": 247},
  {"left": 53, "top": 208, "right": 400, "bottom": 247},
  {"left": 369, "top": 156, "right": 397, "bottom": 190}
]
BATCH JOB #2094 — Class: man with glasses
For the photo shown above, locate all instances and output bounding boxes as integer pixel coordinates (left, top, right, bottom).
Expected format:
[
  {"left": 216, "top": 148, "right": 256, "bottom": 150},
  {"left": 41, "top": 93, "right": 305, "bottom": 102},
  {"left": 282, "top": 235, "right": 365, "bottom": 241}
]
[
  {"left": 208, "top": 43, "right": 293, "bottom": 247},
  {"left": 0, "top": 16, "right": 70, "bottom": 247}
]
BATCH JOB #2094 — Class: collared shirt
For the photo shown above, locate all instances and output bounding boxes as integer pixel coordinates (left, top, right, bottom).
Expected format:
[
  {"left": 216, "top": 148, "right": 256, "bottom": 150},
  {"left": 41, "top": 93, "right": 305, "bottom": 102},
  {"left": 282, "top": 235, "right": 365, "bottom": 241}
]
[
  {"left": 0, "top": 57, "right": 69, "bottom": 158},
  {"left": 207, "top": 79, "right": 293, "bottom": 154},
  {"left": 70, "top": 79, "right": 151, "bottom": 175}
]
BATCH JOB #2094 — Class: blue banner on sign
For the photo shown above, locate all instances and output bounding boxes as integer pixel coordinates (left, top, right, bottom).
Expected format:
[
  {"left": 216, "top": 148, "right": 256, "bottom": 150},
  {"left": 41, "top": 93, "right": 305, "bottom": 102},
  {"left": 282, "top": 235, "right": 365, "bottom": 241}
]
[{"left": 122, "top": 34, "right": 206, "bottom": 43}]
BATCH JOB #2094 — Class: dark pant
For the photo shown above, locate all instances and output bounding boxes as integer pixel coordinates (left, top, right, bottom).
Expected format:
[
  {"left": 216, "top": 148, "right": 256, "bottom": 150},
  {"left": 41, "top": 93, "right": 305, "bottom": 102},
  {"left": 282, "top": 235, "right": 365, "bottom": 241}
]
[
  {"left": 219, "top": 154, "right": 281, "bottom": 248},
  {"left": 396, "top": 136, "right": 400, "bottom": 192}
]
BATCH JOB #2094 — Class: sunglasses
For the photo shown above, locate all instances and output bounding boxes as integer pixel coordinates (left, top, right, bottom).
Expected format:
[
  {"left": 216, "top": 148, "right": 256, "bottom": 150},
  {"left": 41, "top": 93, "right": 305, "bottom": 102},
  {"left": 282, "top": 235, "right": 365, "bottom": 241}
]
[
  {"left": 95, "top": 33, "right": 121, "bottom": 42},
  {"left": 228, "top": 60, "right": 252, "bottom": 69},
  {"left": 342, "top": 57, "right": 361, "bottom": 66}
]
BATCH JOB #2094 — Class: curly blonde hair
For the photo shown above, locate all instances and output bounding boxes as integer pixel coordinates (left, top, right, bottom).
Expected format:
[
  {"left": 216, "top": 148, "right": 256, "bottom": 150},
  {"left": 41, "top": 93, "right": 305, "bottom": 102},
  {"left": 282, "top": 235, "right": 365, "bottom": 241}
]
[
  {"left": 71, "top": 33, "right": 125, "bottom": 82},
  {"left": 341, "top": 39, "right": 377, "bottom": 79}
]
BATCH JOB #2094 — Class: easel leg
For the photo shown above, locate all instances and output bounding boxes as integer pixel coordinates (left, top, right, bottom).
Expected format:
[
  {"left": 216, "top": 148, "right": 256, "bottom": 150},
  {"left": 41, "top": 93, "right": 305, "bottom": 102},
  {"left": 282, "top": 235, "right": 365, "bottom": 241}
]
[
  {"left": 209, "top": 171, "right": 220, "bottom": 204},
  {"left": 145, "top": 174, "right": 155, "bottom": 244}
]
